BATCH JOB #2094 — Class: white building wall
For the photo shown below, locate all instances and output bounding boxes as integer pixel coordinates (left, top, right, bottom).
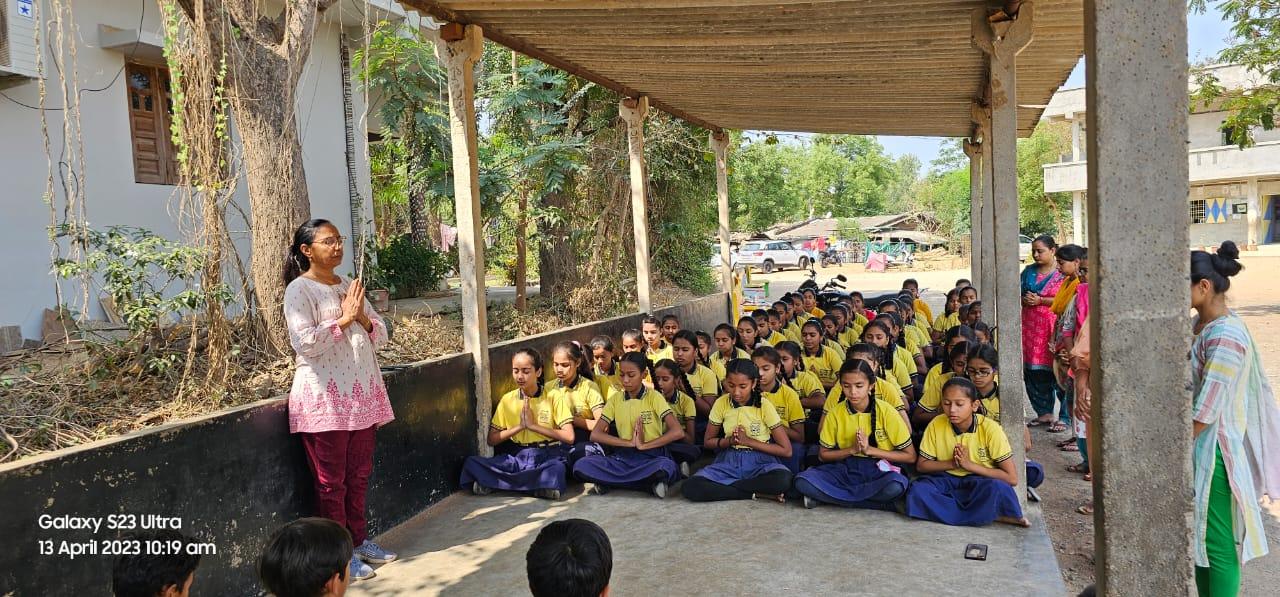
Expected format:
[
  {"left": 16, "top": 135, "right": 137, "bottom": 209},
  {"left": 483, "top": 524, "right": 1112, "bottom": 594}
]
[{"left": 0, "top": 0, "right": 374, "bottom": 341}]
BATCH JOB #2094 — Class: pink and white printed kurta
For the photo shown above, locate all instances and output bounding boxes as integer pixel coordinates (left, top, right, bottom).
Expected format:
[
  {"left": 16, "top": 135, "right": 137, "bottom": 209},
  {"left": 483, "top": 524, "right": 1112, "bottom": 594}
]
[{"left": 284, "top": 276, "right": 394, "bottom": 434}]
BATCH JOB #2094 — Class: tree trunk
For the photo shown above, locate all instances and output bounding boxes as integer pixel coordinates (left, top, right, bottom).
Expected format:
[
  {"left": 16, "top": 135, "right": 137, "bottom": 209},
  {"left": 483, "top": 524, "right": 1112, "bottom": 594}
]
[
  {"left": 515, "top": 187, "right": 528, "bottom": 311},
  {"left": 406, "top": 119, "right": 430, "bottom": 246},
  {"left": 538, "top": 189, "right": 578, "bottom": 299}
]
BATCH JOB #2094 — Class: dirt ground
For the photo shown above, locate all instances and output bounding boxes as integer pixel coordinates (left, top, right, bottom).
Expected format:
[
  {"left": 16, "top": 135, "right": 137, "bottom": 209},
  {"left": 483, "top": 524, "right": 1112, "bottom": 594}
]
[{"left": 750, "top": 254, "right": 1280, "bottom": 595}]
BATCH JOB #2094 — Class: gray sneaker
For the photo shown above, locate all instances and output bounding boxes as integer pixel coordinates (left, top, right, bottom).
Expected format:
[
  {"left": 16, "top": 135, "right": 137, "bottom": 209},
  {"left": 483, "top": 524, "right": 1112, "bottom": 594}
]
[
  {"left": 349, "top": 555, "right": 375, "bottom": 581},
  {"left": 355, "top": 540, "right": 397, "bottom": 564},
  {"left": 803, "top": 495, "right": 818, "bottom": 509},
  {"left": 583, "top": 483, "right": 608, "bottom": 496},
  {"left": 679, "top": 462, "right": 691, "bottom": 477},
  {"left": 472, "top": 481, "right": 492, "bottom": 496},
  {"left": 652, "top": 481, "right": 668, "bottom": 499},
  {"left": 534, "top": 488, "right": 561, "bottom": 500}
]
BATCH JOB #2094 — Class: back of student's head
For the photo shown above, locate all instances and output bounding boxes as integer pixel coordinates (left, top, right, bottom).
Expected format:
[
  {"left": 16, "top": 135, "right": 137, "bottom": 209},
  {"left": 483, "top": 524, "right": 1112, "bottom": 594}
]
[
  {"left": 527, "top": 519, "right": 612, "bottom": 597},
  {"left": 259, "top": 518, "right": 353, "bottom": 597},
  {"left": 1191, "top": 241, "right": 1243, "bottom": 294},
  {"left": 112, "top": 530, "right": 202, "bottom": 597}
]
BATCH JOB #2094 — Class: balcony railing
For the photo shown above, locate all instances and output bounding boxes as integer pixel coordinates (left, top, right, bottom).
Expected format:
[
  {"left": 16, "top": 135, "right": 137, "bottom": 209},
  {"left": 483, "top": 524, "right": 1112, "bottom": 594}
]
[{"left": 1043, "top": 140, "right": 1280, "bottom": 194}]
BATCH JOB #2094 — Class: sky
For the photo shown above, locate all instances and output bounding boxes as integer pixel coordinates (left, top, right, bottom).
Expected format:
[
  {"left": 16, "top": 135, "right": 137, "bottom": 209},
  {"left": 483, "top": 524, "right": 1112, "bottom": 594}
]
[{"left": 872, "top": 6, "right": 1235, "bottom": 172}]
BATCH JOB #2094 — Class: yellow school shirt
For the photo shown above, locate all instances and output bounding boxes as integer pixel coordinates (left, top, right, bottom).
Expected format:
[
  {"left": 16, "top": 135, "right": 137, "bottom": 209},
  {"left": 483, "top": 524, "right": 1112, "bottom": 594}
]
[
  {"left": 809, "top": 307, "right": 826, "bottom": 319},
  {"left": 888, "top": 346, "right": 914, "bottom": 389},
  {"left": 765, "top": 331, "right": 787, "bottom": 346},
  {"left": 904, "top": 325, "right": 928, "bottom": 353},
  {"left": 661, "top": 390, "right": 698, "bottom": 426},
  {"left": 786, "top": 370, "right": 826, "bottom": 404},
  {"left": 918, "top": 414, "right": 1012, "bottom": 476},
  {"left": 917, "top": 364, "right": 954, "bottom": 414},
  {"left": 599, "top": 388, "right": 674, "bottom": 443},
  {"left": 547, "top": 376, "right": 605, "bottom": 421},
  {"left": 682, "top": 363, "right": 721, "bottom": 400},
  {"left": 490, "top": 389, "right": 573, "bottom": 446},
  {"left": 903, "top": 333, "right": 924, "bottom": 361},
  {"left": 839, "top": 324, "right": 862, "bottom": 348},
  {"left": 761, "top": 382, "right": 806, "bottom": 427},
  {"left": 824, "top": 377, "right": 906, "bottom": 413},
  {"left": 819, "top": 397, "right": 913, "bottom": 453},
  {"left": 914, "top": 299, "right": 935, "bottom": 329},
  {"left": 802, "top": 345, "right": 843, "bottom": 386},
  {"left": 978, "top": 384, "right": 1001, "bottom": 423},
  {"left": 593, "top": 364, "right": 622, "bottom": 395},
  {"left": 708, "top": 395, "right": 783, "bottom": 447},
  {"left": 853, "top": 312, "right": 869, "bottom": 328},
  {"left": 709, "top": 348, "right": 750, "bottom": 381},
  {"left": 785, "top": 319, "right": 804, "bottom": 342},
  {"left": 824, "top": 338, "right": 845, "bottom": 355},
  {"left": 646, "top": 341, "right": 674, "bottom": 364},
  {"left": 933, "top": 312, "right": 961, "bottom": 334}
]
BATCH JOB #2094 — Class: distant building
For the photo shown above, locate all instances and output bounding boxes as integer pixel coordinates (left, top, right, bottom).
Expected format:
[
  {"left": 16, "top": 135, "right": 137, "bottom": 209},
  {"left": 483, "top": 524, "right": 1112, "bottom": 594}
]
[{"left": 1042, "top": 64, "right": 1280, "bottom": 248}]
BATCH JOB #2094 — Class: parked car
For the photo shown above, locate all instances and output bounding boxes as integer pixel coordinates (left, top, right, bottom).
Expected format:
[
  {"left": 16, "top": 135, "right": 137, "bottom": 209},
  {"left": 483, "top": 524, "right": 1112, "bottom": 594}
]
[
  {"left": 737, "top": 240, "right": 812, "bottom": 273},
  {"left": 1019, "top": 234, "right": 1035, "bottom": 261},
  {"left": 705, "top": 244, "right": 739, "bottom": 269}
]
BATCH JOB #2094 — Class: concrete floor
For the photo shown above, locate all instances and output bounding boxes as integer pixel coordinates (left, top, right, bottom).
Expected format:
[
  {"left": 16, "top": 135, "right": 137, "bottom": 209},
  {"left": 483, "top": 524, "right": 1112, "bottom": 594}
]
[{"left": 350, "top": 485, "right": 1066, "bottom": 597}]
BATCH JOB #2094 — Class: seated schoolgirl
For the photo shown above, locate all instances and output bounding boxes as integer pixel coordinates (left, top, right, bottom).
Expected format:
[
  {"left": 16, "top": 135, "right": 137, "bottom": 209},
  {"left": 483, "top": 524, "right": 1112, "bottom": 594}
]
[
  {"left": 660, "top": 314, "right": 681, "bottom": 345},
  {"left": 880, "top": 308, "right": 929, "bottom": 387},
  {"left": 462, "top": 348, "right": 574, "bottom": 500},
  {"left": 972, "top": 321, "right": 992, "bottom": 346},
  {"left": 671, "top": 329, "right": 720, "bottom": 439},
  {"left": 695, "top": 331, "right": 714, "bottom": 366},
  {"left": 958, "top": 285, "right": 978, "bottom": 307},
  {"left": 752, "top": 346, "right": 807, "bottom": 474},
  {"left": 620, "top": 329, "right": 645, "bottom": 355},
  {"left": 762, "top": 309, "right": 787, "bottom": 346},
  {"left": 820, "top": 314, "right": 846, "bottom": 354},
  {"left": 547, "top": 341, "right": 606, "bottom": 468},
  {"left": 963, "top": 300, "right": 984, "bottom": 328},
  {"left": 590, "top": 335, "right": 622, "bottom": 394},
  {"left": 651, "top": 359, "right": 701, "bottom": 474},
  {"left": 825, "top": 344, "right": 911, "bottom": 430},
  {"left": 913, "top": 341, "right": 971, "bottom": 428},
  {"left": 964, "top": 344, "right": 1044, "bottom": 489},
  {"left": 736, "top": 316, "right": 766, "bottom": 352},
  {"left": 797, "top": 359, "right": 915, "bottom": 510},
  {"left": 641, "top": 315, "right": 673, "bottom": 363},
  {"left": 709, "top": 323, "right": 749, "bottom": 382},
  {"left": 861, "top": 320, "right": 915, "bottom": 403},
  {"left": 776, "top": 340, "right": 827, "bottom": 445},
  {"left": 905, "top": 378, "right": 1029, "bottom": 527},
  {"left": 932, "top": 289, "right": 963, "bottom": 342},
  {"left": 895, "top": 296, "right": 933, "bottom": 362},
  {"left": 574, "top": 353, "right": 685, "bottom": 498},
  {"left": 800, "top": 320, "right": 843, "bottom": 390},
  {"left": 849, "top": 291, "right": 873, "bottom": 326},
  {"left": 683, "top": 359, "right": 793, "bottom": 502}
]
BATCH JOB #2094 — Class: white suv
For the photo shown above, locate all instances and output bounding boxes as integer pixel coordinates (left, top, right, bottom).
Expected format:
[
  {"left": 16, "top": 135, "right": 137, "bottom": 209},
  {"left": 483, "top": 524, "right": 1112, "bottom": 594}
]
[{"left": 737, "top": 240, "right": 811, "bottom": 273}]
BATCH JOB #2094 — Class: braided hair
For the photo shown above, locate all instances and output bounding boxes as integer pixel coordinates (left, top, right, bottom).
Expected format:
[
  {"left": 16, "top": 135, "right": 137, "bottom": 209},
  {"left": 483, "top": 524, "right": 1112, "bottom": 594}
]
[
  {"left": 653, "top": 359, "right": 695, "bottom": 404},
  {"left": 694, "top": 331, "right": 713, "bottom": 366},
  {"left": 551, "top": 341, "right": 595, "bottom": 384},
  {"left": 774, "top": 340, "right": 805, "bottom": 390},
  {"left": 724, "top": 358, "right": 764, "bottom": 408},
  {"left": 859, "top": 321, "right": 897, "bottom": 375},
  {"left": 837, "top": 358, "right": 879, "bottom": 445}
]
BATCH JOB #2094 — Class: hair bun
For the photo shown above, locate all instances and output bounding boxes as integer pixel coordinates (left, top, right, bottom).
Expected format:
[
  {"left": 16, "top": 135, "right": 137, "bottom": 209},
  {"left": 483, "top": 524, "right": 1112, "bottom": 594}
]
[{"left": 1214, "top": 241, "right": 1243, "bottom": 277}]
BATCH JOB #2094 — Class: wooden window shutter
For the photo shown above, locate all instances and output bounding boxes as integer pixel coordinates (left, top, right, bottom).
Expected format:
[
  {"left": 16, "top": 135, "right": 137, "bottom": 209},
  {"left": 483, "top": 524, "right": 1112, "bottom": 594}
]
[{"left": 125, "top": 62, "right": 179, "bottom": 185}]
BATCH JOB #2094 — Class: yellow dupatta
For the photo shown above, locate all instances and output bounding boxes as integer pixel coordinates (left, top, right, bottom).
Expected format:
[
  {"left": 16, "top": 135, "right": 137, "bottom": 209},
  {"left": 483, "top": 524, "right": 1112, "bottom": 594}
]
[{"left": 1050, "top": 276, "right": 1079, "bottom": 315}]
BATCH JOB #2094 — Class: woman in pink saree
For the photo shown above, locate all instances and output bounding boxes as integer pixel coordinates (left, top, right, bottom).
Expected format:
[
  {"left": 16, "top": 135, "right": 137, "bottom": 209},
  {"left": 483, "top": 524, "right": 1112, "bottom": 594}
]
[{"left": 1022, "top": 235, "right": 1066, "bottom": 431}]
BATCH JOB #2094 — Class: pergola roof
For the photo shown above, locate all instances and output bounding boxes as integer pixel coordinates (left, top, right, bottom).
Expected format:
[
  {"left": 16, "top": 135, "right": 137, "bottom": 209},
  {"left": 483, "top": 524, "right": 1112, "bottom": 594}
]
[{"left": 402, "top": 1, "right": 1084, "bottom": 137}]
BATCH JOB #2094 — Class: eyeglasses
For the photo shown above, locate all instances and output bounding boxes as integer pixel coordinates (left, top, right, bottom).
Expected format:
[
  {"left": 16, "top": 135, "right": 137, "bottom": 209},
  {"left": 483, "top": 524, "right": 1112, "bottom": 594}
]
[
  {"left": 966, "top": 367, "right": 994, "bottom": 377},
  {"left": 310, "top": 236, "right": 346, "bottom": 247}
]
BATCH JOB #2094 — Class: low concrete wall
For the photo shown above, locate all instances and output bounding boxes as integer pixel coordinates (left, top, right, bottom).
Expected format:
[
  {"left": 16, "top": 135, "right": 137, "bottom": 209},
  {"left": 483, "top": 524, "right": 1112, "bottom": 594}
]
[
  {"left": 488, "top": 293, "right": 730, "bottom": 400},
  {"left": 0, "top": 294, "right": 729, "bottom": 595},
  {"left": 0, "top": 352, "right": 476, "bottom": 596}
]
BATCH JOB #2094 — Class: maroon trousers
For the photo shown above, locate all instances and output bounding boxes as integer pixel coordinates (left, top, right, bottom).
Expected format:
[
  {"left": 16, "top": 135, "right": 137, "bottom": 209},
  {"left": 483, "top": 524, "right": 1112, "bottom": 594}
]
[{"left": 300, "top": 426, "right": 376, "bottom": 545}]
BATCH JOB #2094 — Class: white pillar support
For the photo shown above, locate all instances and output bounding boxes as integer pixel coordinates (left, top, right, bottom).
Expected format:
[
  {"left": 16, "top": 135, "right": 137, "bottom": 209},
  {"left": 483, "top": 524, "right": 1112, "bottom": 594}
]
[
  {"left": 1072, "top": 190, "right": 1084, "bottom": 244},
  {"left": 620, "top": 96, "right": 653, "bottom": 314},
  {"left": 974, "top": 2, "right": 1033, "bottom": 505},
  {"left": 1246, "top": 177, "right": 1260, "bottom": 248},
  {"left": 972, "top": 103, "right": 998, "bottom": 302},
  {"left": 432, "top": 23, "right": 493, "bottom": 456},
  {"left": 1085, "top": 2, "right": 1193, "bottom": 593},
  {"left": 1071, "top": 116, "right": 1083, "bottom": 162},
  {"left": 963, "top": 138, "right": 983, "bottom": 284},
  {"left": 711, "top": 131, "right": 733, "bottom": 294}
]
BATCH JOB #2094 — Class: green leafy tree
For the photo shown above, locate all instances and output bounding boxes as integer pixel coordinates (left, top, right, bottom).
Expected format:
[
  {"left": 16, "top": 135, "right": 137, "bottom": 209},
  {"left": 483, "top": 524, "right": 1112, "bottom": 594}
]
[{"left": 1190, "top": 1, "right": 1279, "bottom": 147}]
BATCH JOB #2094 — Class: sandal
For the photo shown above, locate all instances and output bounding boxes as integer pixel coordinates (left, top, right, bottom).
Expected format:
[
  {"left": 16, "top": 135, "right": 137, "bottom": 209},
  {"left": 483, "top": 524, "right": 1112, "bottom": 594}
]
[
  {"left": 1083, "top": 473, "right": 1092, "bottom": 482},
  {"left": 1027, "top": 419, "right": 1049, "bottom": 428},
  {"left": 1056, "top": 437, "right": 1077, "bottom": 448},
  {"left": 1076, "top": 504, "right": 1094, "bottom": 515},
  {"left": 1047, "top": 421, "right": 1069, "bottom": 433},
  {"left": 1066, "top": 463, "right": 1089, "bottom": 474},
  {"left": 1060, "top": 443, "right": 1079, "bottom": 452}
]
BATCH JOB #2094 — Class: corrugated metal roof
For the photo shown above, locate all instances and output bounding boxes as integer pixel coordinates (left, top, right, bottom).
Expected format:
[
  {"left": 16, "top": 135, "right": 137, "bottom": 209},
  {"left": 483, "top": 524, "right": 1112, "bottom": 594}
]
[{"left": 403, "top": 0, "right": 1083, "bottom": 137}]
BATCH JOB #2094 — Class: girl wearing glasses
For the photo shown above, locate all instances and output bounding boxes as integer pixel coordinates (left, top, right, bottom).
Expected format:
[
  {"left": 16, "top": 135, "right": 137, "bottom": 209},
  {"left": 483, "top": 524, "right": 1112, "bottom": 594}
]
[
  {"left": 966, "top": 344, "right": 1045, "bottom": 491},
  {"left": 282, "top": 219, "right": 396, "bottom": 580}
]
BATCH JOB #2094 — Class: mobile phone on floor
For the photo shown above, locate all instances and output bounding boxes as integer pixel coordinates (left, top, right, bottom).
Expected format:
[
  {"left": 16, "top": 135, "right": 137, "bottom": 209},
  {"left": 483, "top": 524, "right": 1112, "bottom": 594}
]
[{"left": 964, "top": 543, "right": 989, "bottom": 561}]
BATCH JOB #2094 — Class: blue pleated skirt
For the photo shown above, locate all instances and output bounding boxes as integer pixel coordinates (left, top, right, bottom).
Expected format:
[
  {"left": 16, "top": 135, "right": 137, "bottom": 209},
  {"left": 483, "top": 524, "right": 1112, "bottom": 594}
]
[
  {"left": 460, "top": 444, "right": 568, "bottom": 493},
  {"left": 573, "top": 448, "right": 678, "bottom": 489},
  {"left": 796, "top": 457, "right": 908, "bottom": 509},
  {"left": 667, "top": 442, "right": 702, "bottom": 465},
  {"left": 693, "top": 448, "right": 788, "bottom": 486},
  {"left": 1026, "top": 459, "right": 1044, "bottom": 489},
  {"left": 905, "top": 473, "right": 1023, "bottom": 526},
  {"left": 782, "top": 441, "right": 806, "bottom": 474}
]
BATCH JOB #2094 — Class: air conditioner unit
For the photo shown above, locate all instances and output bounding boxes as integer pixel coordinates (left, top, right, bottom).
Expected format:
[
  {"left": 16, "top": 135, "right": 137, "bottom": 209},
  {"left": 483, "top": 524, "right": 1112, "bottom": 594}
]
[{"left": 1, "top": 0, "right": 40, "bottom": 87}]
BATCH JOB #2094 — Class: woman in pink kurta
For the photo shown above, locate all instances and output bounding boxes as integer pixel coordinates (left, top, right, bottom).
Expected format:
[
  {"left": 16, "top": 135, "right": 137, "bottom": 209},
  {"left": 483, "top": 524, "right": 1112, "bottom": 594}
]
[
  {"left": 1021, "top": 235, "right": 1065, "bottom": 430},
  {"left": 283, "top": 219, "right": 396, "bottom": 581}
]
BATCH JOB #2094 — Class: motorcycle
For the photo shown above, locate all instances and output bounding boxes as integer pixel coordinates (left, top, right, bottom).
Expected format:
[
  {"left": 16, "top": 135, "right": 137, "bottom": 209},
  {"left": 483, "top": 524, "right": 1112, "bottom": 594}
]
[{"left": 819, "top": 247, "right": 841, "bottom": 268}]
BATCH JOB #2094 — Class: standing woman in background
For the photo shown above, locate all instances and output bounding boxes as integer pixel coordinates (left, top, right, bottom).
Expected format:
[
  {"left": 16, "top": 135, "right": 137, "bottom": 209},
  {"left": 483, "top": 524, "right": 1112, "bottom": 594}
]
[
  {"left": 1189, "top": 242, "right": 1280, "bottom": 597},
  {"left": 283, "top": 219, "right": 397, "bottom": 581},
  {"left": 1021, "top": 235, "right": 1066, "bottom": 431}
]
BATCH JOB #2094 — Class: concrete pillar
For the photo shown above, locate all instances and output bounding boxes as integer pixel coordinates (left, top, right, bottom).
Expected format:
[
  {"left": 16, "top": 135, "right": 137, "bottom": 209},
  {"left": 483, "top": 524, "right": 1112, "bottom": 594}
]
[
  {"left": 1246, "top": 177, "right": 1260, "bottom": 248},
  {"left": 1071, "top": 116, "right": 1083, "bottom": 162},
  {"left": 620, "top": 96, "right": 653, "bottom": 313},
  {"left": 973, "top": 3, "right": 1033, "bottom": 504},
  {"left": 963, "top": 138, "right": 983, "bottom": 284},
  {"left": 1072, "top": 191, "right": 1084, "bottom": 244},
  {"left": 971, "top": 104, "right": 998, "bottom": 303},
  {"left": 1085, "top": 2, "right": 1193, "bottom": 594},
  {"left": 432, "top": 24, "right": 493, "bottom": 456},
  {"left": 711, "top": 131, "right": 733, "bottom": 293}
]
